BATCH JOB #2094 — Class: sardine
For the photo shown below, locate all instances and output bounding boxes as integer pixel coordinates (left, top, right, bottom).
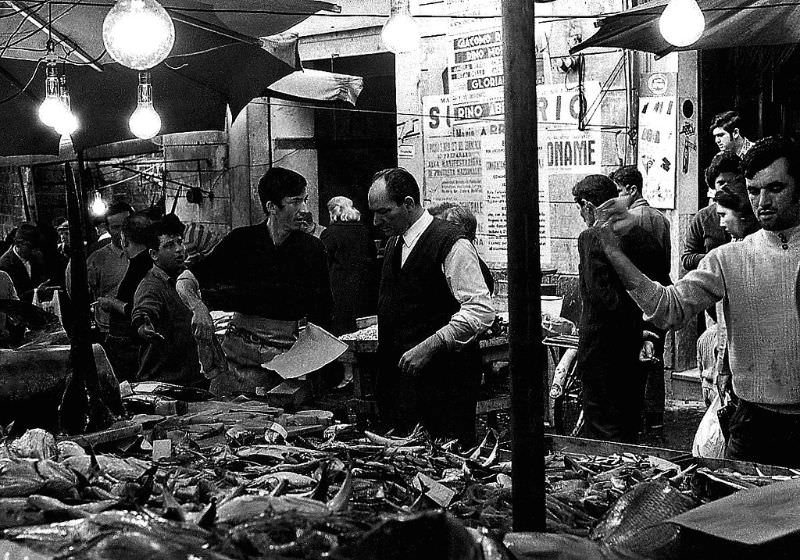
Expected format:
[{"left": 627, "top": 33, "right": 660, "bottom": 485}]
[{"left": 248, "top": 471, "right": 316, "bottom": 489}]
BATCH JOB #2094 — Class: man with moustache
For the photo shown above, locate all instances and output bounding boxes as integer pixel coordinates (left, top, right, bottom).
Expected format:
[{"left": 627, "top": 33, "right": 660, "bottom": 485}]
[
  {"left": 368, "top": 168, "right": 494, "bottom": 445},
  {"left": 595, "top": 136, "right": 800, "bottom": 467}
]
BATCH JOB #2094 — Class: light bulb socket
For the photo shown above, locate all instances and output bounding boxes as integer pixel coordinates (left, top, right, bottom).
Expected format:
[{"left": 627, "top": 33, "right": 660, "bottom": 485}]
[{"left": 137, "top": 71, "right": 153, "bottom": 104}]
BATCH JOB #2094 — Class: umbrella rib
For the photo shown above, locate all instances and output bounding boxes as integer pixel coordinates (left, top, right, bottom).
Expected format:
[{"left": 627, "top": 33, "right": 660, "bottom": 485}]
[{"left": 4, "top": 0, "right": 103, "bottom": 71}]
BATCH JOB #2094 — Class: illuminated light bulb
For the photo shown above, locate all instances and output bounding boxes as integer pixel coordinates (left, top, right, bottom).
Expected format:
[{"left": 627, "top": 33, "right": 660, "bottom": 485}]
[
  {"left": 103, "top": 0, "right": 175, "bottom": 70},
  {"left": 129, "top": 71, "right": 162, "bottom": 139},
  {"left": 90, "top": 192, "right": 107, "bottom": 216},
  {"left": 54, "top": 75, "right": 78, "bottom": 136},
  {"left": 381, "top": 4, "right": 421, "bottom": 54},
  {"left": 39, "top": 52, "right": 64, "bottom": 127},
  {"left": 659, "top": 0, "right": 705, "bottom": 47}
]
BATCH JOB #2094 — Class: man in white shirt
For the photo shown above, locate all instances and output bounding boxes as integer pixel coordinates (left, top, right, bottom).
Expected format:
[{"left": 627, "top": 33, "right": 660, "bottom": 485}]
[{"left": 368, "top": 167, "right": 494, "bottom": 445}]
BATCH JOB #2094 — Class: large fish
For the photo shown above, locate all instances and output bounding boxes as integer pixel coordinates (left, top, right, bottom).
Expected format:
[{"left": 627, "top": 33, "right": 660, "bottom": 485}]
[
  {"left": 57, "top": 530, "right": 236, "bottom": 560},
  {"left": 590, "top": 479, "right": 695, "bottom": 549}
]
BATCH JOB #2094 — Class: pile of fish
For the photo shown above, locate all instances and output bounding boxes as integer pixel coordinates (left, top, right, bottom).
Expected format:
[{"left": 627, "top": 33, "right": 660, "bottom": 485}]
[{"left": 0, "top": 421, "right": 796, "bottom": 559}]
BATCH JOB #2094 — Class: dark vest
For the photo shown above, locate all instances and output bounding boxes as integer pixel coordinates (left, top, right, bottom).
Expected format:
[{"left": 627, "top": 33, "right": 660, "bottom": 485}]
[{"left": 378, "top": 218, "right": 463, "bottom": 351}]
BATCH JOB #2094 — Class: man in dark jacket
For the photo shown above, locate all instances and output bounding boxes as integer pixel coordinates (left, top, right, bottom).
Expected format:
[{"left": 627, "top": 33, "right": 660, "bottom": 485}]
[
  {"left": 368, "top": 168, "right": 494, "bottom": 445},
  {"left": 573, "top": 175, "right": 667, "bottom": 443},
  {"left": 0, "top": 223, "right": 44, "bottom": 304}
]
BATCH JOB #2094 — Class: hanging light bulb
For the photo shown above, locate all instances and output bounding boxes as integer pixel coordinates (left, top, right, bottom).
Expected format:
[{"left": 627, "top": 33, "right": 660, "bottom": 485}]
[
  {"left": 90, "top": 192, "right": 107, "bottom": 216},
  {"left": 381, "top": 1, "right": 421, "bottom": 54},
  {"left": 659, "top": 0, "right": 705, "bottom": 47},
  {"left": 103, "top": 0, "right": 175, "bottom": 70},
  {"left": 129, "top": 71, "right": 162, "bottom": 139},
  {"left": 53, "top": 74, "right": 79, "bottom": 136},
  {"left": 39, "top": 45, "right": 65, "bottom": 127}
]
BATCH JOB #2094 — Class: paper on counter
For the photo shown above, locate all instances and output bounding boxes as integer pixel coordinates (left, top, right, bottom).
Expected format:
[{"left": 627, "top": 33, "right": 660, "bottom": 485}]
[{"left": 261, "top": 322, "right": 348, "bottom": 379}]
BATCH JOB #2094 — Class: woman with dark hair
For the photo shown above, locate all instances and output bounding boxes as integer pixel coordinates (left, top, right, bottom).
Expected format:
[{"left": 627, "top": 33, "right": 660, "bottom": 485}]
[{"left": 319, "top": 196, "right": 377, "bottom": 335}]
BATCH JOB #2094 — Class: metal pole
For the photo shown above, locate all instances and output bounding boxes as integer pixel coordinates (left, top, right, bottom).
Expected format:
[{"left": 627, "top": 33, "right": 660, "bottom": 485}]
[
  {"left": 503, "top": 0, "right": 545, "bottom": 531},
  {"left": 60, "top": 159, "right": 114, "bottom": 434}
]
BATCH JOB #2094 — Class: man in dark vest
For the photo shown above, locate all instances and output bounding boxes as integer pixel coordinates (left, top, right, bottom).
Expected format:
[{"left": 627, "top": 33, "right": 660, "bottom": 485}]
[{"left": 368, "top": 168, "right": 494, "bottom": 446}]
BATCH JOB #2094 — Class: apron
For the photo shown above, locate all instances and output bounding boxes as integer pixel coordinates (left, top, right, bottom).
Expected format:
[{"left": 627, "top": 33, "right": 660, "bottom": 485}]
[{"left": 215, "top": 313, "right": 298, "bottom": 395}]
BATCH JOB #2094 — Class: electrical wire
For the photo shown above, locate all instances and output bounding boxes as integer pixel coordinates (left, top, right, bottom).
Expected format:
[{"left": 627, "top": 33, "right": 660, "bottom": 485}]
[{"left": 0, "top": 56, "right": 44, "bottom": 104}]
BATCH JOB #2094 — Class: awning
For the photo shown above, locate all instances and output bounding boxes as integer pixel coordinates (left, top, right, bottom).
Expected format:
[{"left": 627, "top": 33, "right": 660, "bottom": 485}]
[
  {"left": 571, "top": 0, "right": 800, "bottom": 57},
  {"left": 267, "top": 69, "right": 364, "bottom": 105}
]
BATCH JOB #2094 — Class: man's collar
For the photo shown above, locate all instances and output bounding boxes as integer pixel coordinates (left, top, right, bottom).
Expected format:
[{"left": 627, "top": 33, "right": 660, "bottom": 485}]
[
  {"left": 112, "top": 243, "right": 126, "bottom": 258},
  {"left": 629, "top": 196, "right": 649, "bottom": 209},
  {"left": 151, "top": 265, "right": 180, "bottom": 283},
  {"left": 401, "top": 210, "right": 432, "bottom": 247}
]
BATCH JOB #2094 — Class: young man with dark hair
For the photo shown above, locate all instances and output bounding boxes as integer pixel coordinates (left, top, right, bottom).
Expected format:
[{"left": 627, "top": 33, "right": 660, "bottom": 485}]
[
  {"left": 191, "top": 167, "right": 332, "bottom": 394},
  {"left": 571, "top": 175, "right": 666, "bottom": 443},
  {"left": 369, "top": 167, "right": 494, "bottom": 446},
  {"left": 596, "top": 136, "right": 800, "bottom": 467},
  {"left": 131, "top": 214, "right": 206, "bottom": 388},
  {"left": 710, "top": 110, "right": 753, "bottom": 156},
  {"left": 681, "top": 152, "right": 739, "bottom": 271}
]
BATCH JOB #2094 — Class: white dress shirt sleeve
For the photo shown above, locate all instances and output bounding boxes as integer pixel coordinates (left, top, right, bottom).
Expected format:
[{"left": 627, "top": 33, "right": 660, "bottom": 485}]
[{"left": 435, "top": 238, "right": 495, "bottom": 350}]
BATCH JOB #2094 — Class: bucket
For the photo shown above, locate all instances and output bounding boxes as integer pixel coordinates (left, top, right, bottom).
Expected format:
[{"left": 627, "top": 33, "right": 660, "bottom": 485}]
[{"left": 541, "top": 296, "right": 563, "bottom": 317}]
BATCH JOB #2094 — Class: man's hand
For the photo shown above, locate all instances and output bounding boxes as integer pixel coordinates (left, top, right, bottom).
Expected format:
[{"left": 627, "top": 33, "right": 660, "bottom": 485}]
[
  {"left": 595, "top": 221, "right": 623, "bottom": 253},
  {"left": 191, "top": 309, "right": 214, "bottom": 343},
  {"left": 398, "top": 335, "right": 444, "bottom": 377},
  {"left": 639, "top": 340, "right": 656, "bottom": 363},
  {"left": 137, "top": 318, "right": 165, "bottom": 341}
]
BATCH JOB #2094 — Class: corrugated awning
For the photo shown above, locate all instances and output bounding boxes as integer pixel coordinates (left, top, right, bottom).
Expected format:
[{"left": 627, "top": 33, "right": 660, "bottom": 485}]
[
  {"left": 571, "top": 0, "right": 800, "bottom": 57},
  {"left": 267, "top": 69, "right": 364, "bottom": 105}
]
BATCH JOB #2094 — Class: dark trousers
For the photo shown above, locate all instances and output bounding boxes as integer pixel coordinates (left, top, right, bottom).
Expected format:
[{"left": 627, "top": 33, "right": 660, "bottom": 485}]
[
  {"left": 725, "top": 399, "right": 800, "bottom": 467},
  {"left": 580, "top": 359, "right": 647, "bottom": 444},
  {"left": 376, "top": 345, "right": 481, "bottom": 447}
]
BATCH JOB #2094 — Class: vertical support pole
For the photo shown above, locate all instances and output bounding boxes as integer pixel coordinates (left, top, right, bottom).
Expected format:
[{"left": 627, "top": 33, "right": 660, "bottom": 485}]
[
  {"left": 503, "top": 0, "right": 545, "bottom": 531},
  {"left": 60, "top": 158, "right": 114, "bottom": 434}
]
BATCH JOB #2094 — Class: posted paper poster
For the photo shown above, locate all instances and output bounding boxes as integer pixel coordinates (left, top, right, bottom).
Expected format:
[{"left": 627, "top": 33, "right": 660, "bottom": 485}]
[{"left": 637, "top": 73, "right": 678, "bottom": 209}]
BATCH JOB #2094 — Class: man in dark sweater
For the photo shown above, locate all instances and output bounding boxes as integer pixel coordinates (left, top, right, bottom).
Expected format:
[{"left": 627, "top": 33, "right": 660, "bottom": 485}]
[
  {"left": 132, "top": 214, "right": 206, "bottom": 388},
  {"left": 368, "top": 168, "right": 494, "bottom": 446},
  {"left": 98, "top": 211, "right": 153, "bottom": 381},
  {"left": 191, "top": 167, "right": 333, "bottom": 394},
  {"left": 681, "top": 152, "right": 739, "bottom": 272}
]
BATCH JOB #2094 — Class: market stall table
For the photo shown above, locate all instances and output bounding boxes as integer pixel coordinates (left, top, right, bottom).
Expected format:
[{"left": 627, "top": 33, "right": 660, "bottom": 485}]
[{"left": 338, "top": 330, "right": 511, "bottom": 428}]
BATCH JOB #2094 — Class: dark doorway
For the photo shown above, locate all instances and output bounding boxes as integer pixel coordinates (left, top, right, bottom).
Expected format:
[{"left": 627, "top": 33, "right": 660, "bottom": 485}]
[
  {"left": 305, "top": 53, "right": 397, "bottom": 227},
  {"left": 700, "top": 45, "right": 800, "bottom": 205}
]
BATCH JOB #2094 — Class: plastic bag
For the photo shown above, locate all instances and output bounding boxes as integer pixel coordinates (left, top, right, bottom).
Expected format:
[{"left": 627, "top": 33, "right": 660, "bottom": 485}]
[{"left": 692, "top": 393, "right": 726, "bottom": 458}]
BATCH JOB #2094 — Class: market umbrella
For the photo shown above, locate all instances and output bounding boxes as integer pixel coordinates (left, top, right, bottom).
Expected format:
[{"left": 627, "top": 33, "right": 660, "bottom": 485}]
[
  {"left": 0, "top": 0, "right": 340, "bottom": 155},
  {"left": 570, "top": 0, "right": 800, "bottom": 57}
]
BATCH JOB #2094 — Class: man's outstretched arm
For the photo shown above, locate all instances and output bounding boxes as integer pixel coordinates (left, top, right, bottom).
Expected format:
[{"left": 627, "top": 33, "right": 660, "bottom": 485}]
[{"left": 595, "top": 223, "right": 723, "bottom": 331}]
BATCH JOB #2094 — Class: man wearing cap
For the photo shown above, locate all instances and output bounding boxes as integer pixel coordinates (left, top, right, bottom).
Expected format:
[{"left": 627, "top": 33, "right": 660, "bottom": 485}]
[{"left": 0, "top": 223, "right": 44, "bottom": 304}]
